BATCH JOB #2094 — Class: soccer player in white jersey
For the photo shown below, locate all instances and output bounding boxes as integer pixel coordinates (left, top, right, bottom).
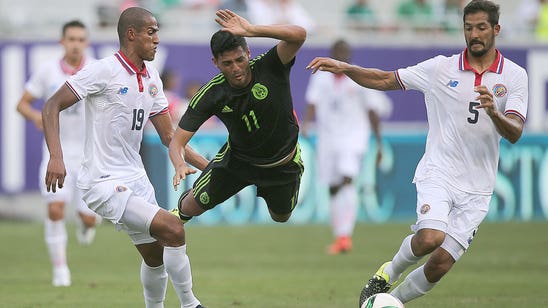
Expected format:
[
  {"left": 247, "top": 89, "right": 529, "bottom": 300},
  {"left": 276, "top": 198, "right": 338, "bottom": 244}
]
[
  {"left": 307, "top": 0, "right": 528, "bottom": 305},
  {"left": 42, "top": 7, "right": 208, "bottom": 308},
  {"left": 16, "top": 20, "right": 100, "bottom": 287},
  {"left": 302, "top": 39, "right": 391, "bottom": 255}
]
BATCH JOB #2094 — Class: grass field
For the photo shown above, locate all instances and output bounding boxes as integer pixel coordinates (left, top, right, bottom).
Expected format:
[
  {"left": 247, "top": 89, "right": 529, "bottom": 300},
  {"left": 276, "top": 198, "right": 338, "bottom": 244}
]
[{"left": 1, "top": 220, "right": 547, "bottom": 307}]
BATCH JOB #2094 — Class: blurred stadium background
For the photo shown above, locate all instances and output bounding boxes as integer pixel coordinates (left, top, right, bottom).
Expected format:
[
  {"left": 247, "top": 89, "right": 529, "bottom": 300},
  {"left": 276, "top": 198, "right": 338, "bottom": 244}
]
[{"left": 1, "top": 1, "right": 547, "bottom": 307}]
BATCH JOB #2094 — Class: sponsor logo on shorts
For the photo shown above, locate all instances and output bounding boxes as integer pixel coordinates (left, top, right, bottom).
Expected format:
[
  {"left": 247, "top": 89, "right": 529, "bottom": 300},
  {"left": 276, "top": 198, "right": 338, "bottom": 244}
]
[
  {"left": 251, "top": 83, "right": 268, "bottom": 100},
  {"left": 199, "top": 192, "right": 210, "bottom": 204},
  {"left": 420, "top": 204, "right": 430, "bottom": 214},
  {"left": 116, "top": 186, "right": 127, "bottom": 192},
  {"left": 492, "top": 84, "right": 507, "bottom": 97}
]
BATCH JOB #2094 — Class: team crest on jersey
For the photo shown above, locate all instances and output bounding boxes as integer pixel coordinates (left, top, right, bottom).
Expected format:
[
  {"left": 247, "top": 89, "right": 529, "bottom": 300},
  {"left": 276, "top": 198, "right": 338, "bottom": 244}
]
[
  {"left": 115, "top": 185, "right": 127, "bottom": 192},
  {"left": 420, "top": 204, "right": 431, "bottom": 214},
  {"left": 492, "top": 84, "right": 507, "bottom": 97},
  {"left": 148, "top": 84, "right": 159, "bottom": 97},
  {"left": 199, "top": 192, "right": 210, "bottom": 204},
  {"left": 251, "top": 83, "right": 268, "bottom": 100}
]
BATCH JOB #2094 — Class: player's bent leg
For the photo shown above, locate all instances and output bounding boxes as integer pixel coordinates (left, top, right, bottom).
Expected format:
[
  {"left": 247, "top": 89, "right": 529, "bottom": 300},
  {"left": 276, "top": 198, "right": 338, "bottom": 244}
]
[
  {"left": 390, "top": 264, "right": 436, "bottom": 304},
  {"left": 411, "top": 228, "right": 446, "bottom": 256},
  {"left": 423, "top": 247, "right": 455, "bottom": 283}
]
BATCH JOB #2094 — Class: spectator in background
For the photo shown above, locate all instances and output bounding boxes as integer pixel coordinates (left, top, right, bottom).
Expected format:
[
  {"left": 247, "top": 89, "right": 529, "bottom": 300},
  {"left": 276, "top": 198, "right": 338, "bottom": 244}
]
[
  {"left": 535, "top": 0, "right": 548, "bottom": 40},
  {"left": 345, "top": 0, "right": 377, "bottom": 31},
  {"left": 247, "top": 0, "right": 316, "bottom": 34},
  {"left": 219, "top": 0, "right": 248, "bottom": 18},
  {"left": 161, "top": 69, "right": 185, "bottom": 124},
  {"left": 396, "top": 0, "right": 440, "bottom": 32},
  {"left": 441, "top": 0, "right": 465, "bottom": 33},
  {"left": 15, "top": 20, "right": 100, "bottom": 287},
  {"left": 302, "top": 39, "right": 392, "bottom": 255}
]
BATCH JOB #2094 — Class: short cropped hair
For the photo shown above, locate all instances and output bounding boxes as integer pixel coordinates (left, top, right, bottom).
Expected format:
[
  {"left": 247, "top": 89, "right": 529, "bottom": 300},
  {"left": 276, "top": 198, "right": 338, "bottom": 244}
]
[
  {"left": 463, "top": 0, "right": 500, "bottom": 27},
  {"left": 210, "top": 30, "right": 248, "bottom": 59},
  {"left": 62, "top": 20, "right": 86, "bottom": 37}
]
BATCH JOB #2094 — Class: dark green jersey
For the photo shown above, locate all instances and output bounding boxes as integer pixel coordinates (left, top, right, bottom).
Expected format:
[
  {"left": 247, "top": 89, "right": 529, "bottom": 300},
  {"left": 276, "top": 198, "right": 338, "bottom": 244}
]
[{"left": 179, "top": 46, "right": 299, "bottom": 165}]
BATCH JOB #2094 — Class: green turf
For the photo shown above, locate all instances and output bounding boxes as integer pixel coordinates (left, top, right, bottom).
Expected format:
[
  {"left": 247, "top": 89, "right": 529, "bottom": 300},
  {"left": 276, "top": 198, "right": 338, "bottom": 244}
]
[{"left": 1, "top": 220, "right": 547, "bottom": 307}]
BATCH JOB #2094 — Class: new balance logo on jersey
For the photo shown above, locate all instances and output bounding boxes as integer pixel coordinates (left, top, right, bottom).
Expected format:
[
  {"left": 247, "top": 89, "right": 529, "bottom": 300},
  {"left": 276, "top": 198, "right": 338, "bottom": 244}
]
[
  {"left": 221, "top": 105, "right": 233, "bottom": 113},
  {"left": 447, "top": 80, "right": 459, "bottom": 87},
  {"left": 118, "top": 87, "right": 129, "bottom": 94}
]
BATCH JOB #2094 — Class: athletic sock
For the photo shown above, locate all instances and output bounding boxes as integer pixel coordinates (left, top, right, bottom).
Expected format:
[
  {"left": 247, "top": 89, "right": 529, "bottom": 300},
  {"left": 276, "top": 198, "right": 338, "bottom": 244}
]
[
  {"left": 140, "top": 261, "right": 168, "bottom": 308},
  {"left": 163, "top": 245, "right": 200, "bottom": 308},
  {"left": 45, "top": 218, "right": 68, "bottom": 268},
  {"left": 385, "top": 234, "right": 422, "bottom": 284},
  {"left": 330, "top": 184, "right": 358, "bottom": 237},
  {"left": 390, "top": 265, "right": 436, "bottom": 303}
]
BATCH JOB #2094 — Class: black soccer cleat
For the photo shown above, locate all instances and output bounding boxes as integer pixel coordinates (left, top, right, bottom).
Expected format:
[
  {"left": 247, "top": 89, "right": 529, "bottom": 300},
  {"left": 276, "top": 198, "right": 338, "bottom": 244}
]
[
  {"left": 358, "top": 261, "right": 393, "bottom": 307},
  {"left": 169, "top": 189, "right": 192, "bottom": 223}
]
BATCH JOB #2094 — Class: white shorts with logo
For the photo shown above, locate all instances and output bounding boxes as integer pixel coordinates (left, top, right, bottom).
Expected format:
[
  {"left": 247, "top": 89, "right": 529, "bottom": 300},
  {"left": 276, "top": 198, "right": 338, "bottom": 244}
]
[
  {"left": 317, "top": 143, "right": 363, "bottom": 186},
  {"left": 412, "top": 178, "right": 491, "bottom": 253},
  {"left": 39, "top": 156, "right": 95, "bottom": 216},
  {"left": 81, "top": 175, "right": 160, "bottom": 245}
]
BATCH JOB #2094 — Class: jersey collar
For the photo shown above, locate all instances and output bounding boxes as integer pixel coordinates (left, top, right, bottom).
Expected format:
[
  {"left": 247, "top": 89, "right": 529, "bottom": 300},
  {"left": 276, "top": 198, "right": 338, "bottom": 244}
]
[
  {"left": 60, "top": 57, "right": 86, "bottom": 75},
  {"left": 115, "top": 50, "right": 150, "bottom": 78},
  {"left": 459, "top": 48, "right": 504, "bottom": 74}
]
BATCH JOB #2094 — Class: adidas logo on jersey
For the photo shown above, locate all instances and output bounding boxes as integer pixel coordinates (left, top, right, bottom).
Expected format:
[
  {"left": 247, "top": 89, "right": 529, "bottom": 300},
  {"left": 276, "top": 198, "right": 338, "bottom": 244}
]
[{"left": 221, "top": 105, "right": 233, "bottom": 113}]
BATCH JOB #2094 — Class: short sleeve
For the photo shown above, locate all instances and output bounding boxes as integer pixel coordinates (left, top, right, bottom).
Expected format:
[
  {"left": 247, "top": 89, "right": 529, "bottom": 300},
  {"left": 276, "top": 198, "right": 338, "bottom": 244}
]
[
  {"left": 24, "top": 64, "right": 49, "bottom": 99},
  {"left": 66, "top": 60, "right": 110, "bottom": 100},
  {"left": 396, "top": 56, "right": 441, "bottom": 93},
  {"left": 504, "top": 67, "right": 528, "bottom": 122},
  {"left": 305, "top": 72, "right": 324, "bottom": 106}
]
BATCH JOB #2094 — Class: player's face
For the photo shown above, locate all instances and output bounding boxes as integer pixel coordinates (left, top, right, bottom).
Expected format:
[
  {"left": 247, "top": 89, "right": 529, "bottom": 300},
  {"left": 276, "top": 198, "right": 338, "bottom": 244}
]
[
  {"left": 464, "top": 11, "right": 499, "bottom": 58},
  {"left": 134, "top": 16, "right": 160, "bottom": 62},
  {"left": 213, "top": 46, "right": 252, "bottom": 89},
  {"left": 61, "top": 27, "right": 88, "bottom": 63}
]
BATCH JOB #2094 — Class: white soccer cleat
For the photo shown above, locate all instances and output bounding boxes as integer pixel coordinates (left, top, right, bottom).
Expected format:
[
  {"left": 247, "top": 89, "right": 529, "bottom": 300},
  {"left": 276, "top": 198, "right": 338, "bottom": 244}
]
[
  {"left": 76, "top": 226, "right": 96, "bottom": 245},
  {"left": 52, "top": 266, "right": 71, "bottom": 287}
]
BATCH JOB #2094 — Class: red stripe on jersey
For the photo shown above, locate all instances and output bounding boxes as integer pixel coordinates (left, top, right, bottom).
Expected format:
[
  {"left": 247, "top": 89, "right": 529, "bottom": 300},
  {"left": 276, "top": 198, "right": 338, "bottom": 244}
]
[
  {"left": 149, "top": 107, "right": 169, "bottom": 118},
  {"left": 65, "top": 81, "right": 81, "bottom": 101},
  {"left": 505, "top": 109, "right": 526, "bottom": 122},
  {"left": 394, "top": 70, "right": 405, "bottom": 90}
]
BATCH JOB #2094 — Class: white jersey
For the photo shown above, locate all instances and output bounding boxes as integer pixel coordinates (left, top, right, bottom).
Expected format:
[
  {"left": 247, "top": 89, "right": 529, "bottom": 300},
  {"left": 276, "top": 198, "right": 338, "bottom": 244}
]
[
  {"left": 396, "top": 49, "right": 528, "bottom": 194},
  {"left": 305, "top": 71, "right": 392, "bottom": 153},
  {"left": 66, "top": 51, "right": 168, "bottom": 189},
  {"left": 25, "top": 58, "right": 93, "bottom": 159}
]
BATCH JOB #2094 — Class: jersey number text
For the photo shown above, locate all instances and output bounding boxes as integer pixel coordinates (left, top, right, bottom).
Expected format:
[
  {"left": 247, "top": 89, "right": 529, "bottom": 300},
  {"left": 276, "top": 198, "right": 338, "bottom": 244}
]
[{"left": 132, "top": 108, "right": 145, "bottom": 130}]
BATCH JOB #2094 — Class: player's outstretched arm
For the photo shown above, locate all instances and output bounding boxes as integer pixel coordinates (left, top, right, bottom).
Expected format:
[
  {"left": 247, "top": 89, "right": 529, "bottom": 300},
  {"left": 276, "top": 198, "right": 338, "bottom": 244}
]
[
  {"left": 42, "top": 84, "right": 79, "bottom": 193},
  {"left": 306, "top": 57, "right": 400, "bottom": 91},
  {"left": 16, "top": 91, "right": 43, "bottom": 130},
  {"left": 168, "top": 127, "right": 201, "bottom": 191},
  {"left": 215, "top": 9, "right": 306, "bottom": 65}
]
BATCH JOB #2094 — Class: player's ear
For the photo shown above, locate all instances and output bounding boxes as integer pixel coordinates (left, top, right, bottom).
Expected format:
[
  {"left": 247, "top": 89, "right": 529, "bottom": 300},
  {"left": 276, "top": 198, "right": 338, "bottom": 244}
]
[
  {"left": 127, "top": 27, "right": 136, "bottom": 41},
  {"left": 246, "top": 47, "right": 251, "bottom": 59},
  {"left": 212, "top": 56, "right": 219, "bottom": 69},
  {"left": 494, "top": 24, "right": 500, "bottom": 36}
]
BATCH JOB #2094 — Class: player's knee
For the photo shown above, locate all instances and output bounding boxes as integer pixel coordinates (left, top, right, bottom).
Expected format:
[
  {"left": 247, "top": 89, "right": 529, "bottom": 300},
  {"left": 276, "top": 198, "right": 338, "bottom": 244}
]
[
  {"left": 413, "top": 230, "right": 445, "bottom": 255},
  {"left": 161, "top": 220, "right": 186, "bottom": 246}
]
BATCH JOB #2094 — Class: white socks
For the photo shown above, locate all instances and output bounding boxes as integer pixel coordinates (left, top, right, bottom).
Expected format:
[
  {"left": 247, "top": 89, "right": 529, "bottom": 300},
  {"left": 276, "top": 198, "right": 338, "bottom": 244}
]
[
  {"left": 45, "top": 219, "right": 68, "bottom": 269},
  {"left": 385, "top": 234, "right": 422, "bottom": 284},
  {"left": 163, "top": 245, "right": 200, "bottom": 308},
  {"left": 330, "top": 184, "right": 358, "bottom": 237},
  {"left": 391, "top": 265, "right": 436, "bottom": 303},
  {"left": 141, "top": 262, "right": 168, "bottom": 308}
]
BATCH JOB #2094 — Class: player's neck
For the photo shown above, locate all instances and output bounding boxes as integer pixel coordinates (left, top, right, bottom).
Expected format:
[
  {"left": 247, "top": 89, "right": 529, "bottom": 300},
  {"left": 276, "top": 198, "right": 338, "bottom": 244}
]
[
  {"left": 466, "top": 48, "right": 497, "bottom": 74},
  {"left": 63, "top": 56, "right": 83, "bottom": 68}
]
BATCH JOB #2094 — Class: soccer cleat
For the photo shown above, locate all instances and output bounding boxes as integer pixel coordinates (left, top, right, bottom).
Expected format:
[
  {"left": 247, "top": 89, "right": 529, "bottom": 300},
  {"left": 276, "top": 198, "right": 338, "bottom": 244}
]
[
  {"left": 358, "top": 261, "right": 393, "bottom": 307},
  {"left": 195, "top": 305, "right": 206, "bottom": 308},
  {"left": 52, "top": 266, "right": 71, "bottom": 287},
  {"left": 169, "top": 189, "right": 192, "bottom": 223},
  {"left": 327, "top": 236, "right": 352, "bottom": 255},
  {"left": 76, "top": 226, "right": 96, "bottom": 245}
]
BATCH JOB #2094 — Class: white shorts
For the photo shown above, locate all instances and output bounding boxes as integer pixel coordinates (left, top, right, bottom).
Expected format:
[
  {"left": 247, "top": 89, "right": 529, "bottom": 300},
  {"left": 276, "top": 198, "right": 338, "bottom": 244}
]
[
  {"left": 317, "top": 144, "right": 363, "bottom": 186},
  {"left": 39, "top": 156, "right": 94, "bottom": 215},
  {"left": 412, "top": 178, "right": 490, "bottom": 253},
  {"left": 81, "top": 175, "right": 160, "bottom": 245}
]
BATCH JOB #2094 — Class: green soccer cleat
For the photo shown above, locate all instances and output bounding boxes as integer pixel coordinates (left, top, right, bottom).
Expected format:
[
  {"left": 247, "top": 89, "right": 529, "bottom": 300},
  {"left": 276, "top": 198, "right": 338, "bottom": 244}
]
[
  {"left": 169, "top": 189, "right": 193, "bottom": 223},
  {"left": 358, "top": 261, "right": 393, "bottom": 307}
]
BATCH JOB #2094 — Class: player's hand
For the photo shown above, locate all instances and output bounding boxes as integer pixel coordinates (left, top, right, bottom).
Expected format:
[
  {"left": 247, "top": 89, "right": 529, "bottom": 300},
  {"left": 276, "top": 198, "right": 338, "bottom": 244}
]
[
  {"left": 32, "top": 113, "right": 44, "bottom": 131},
  {"left": 172, "top": 164, "right": 197, "bottom": 191},
  {"left": 45, "top": 158, "right": 66, "bottom": 193},
  {"left": 474, "top": 85, "right": 496, "bottom": 117},
  {"left": 215, "top": 9, "right": 252, "bottom": 36},
  {"left": 306, "top": 57, "right": 347, "bottom": 74}
]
